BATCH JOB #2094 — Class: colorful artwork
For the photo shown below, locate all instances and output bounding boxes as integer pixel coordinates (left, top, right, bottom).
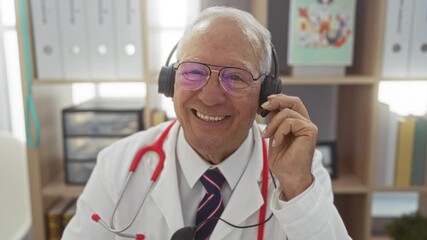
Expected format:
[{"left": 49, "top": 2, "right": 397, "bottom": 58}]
[{"left": 288, "top": 0, "right": 356, "bottom": 66}]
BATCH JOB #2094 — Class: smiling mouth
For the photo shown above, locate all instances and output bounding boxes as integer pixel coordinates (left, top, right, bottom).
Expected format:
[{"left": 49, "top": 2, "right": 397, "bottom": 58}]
[{"left": 194, "top": 110, "right": 227, "bottom": 122}]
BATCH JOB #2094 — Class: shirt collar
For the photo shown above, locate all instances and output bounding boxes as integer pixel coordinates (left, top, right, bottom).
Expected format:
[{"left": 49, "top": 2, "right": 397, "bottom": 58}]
[{"left": 176, "top": 126, "right": 254, "bottom": 191}]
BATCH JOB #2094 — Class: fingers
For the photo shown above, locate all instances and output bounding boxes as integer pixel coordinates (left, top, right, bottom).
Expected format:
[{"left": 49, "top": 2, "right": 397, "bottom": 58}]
[
  {"left": 262, "top": 109, "right": 317, "bottom": 145},
  {"left": 262, "top": 108, "right": 303, "bottom": 136},
  {"left": 270, "top": 118, "right": 317, "bottom": 148},
  {"left": 261, "top": 94, "right": 318, "bottom": 147},
  {"left": 261, "top": 94, "right": 310, "bottom": 120}
]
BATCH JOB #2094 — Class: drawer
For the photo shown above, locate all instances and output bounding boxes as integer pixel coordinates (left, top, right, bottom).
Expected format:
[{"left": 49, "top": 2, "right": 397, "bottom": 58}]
[
  {"left": 65, "top": 161, "right": 96, "bottom": 184},
  {"left": 65, "top": 137, "right": 120, "bottom": 160},
  {"left": 64, "top": 111, "right": 140, "bottom": 136}
]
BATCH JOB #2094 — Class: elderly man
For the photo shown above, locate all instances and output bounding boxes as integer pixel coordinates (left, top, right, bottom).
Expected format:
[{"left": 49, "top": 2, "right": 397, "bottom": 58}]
[{"left": 62, "top": 6, "right": 351, "bottom": 240}]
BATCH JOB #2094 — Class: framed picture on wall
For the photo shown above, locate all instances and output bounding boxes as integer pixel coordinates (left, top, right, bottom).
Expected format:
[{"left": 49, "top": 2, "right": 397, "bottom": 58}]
[
  {"left": 316, "top": 141, "right": 338, "bottom": 179},
  {"left": 288, "top": 0, "right": 357, "bottom": 66}
]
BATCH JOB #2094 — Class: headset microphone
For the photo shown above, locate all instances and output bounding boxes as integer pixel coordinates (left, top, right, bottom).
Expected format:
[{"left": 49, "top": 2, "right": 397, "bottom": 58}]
[
  {"left": 170, "top": 212, "right": 275, "bottom": 240},
  {"left": 170, "top": 226, "right": 196, "bottom": 240}
]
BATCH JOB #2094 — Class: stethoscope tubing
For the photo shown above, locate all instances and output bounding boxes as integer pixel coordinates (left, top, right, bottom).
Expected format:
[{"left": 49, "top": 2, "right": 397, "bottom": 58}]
[
  {"left": 92, "top": 173, "right": 156, "bottom": 234},
  {"left": 91, "top": 120, "right": 270, "bottom": 240},
  {"left": 92, "top": 121, "right": 177, "bottom": 236},
  {"left": 110, "top": 173, "right": 155, "bottom": 233}
]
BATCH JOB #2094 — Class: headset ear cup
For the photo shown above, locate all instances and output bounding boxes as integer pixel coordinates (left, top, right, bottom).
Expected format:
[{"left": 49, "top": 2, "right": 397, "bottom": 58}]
[
  {"left": 259, "top": 76, "right": 283, "bottom": 107},
  {"left": 158, "top": 66, "right": 176, "bottom": 97}
]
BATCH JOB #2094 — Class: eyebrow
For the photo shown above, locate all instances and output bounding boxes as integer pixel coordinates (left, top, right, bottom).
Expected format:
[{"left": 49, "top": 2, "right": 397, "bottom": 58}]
[{"left": 181, "top": 58, "right": 255, "bottom": 73}]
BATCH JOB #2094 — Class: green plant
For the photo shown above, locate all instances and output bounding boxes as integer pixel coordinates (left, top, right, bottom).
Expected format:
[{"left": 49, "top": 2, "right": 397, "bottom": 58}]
[{"left": 386, "top": 212, "right": 427, "bottom": 240}]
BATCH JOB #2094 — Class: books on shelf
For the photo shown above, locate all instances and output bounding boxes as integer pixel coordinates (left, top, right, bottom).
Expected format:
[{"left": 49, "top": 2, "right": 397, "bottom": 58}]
[
  {"left": 287, "top": 0, "right": 356, "bottom": 76},
  {"left": 46, "top": 198, "right": 76, "bottom": 240},
  {"left": 375, "top": 102, "right": 427, "bottom": 188},
  {"left": 395, "top": 117, "right": 416, "bottom": 187},
  {"left": 411, "top": 118, "right": 427, "bottom": 185},
  {"left": 375, "top": 102, "right": 399, "bottom": 187},
  {"left": 62, "top": 199, "right": 77, "bottom": 227}
]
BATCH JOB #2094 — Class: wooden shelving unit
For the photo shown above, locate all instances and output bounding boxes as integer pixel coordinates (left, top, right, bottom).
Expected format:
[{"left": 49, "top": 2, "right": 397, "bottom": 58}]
[
  {"left": 14, "top": 0, "right": 427, "bottom": 239},
  {"left": 42, "top": 174, "right": 83, "bottom": 198}
]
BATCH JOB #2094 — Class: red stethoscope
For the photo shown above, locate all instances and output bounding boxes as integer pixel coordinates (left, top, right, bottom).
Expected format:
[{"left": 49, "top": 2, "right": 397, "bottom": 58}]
[{"left": 91, "top": 120, "right": 273, "bottom": 240}]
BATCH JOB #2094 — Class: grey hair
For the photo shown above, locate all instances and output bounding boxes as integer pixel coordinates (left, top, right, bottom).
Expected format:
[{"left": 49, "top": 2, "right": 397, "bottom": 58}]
[{"left": 176, "top": 6, "right": 272, "bottom": 75}]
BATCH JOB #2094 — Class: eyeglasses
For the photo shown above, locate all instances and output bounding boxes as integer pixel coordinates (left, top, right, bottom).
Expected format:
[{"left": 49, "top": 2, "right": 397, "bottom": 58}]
[{"left": 175, "top": 61, "right": 264, "bottom": 97}]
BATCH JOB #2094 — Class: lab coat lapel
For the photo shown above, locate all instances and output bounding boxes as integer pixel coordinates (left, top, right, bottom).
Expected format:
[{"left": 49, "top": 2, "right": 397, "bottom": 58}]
[
  {"left": 150, "top": 123, "right": 185, "bottom": 237},
  {"left": 210, "top": 124, "right": 265, "bottom": 240}
]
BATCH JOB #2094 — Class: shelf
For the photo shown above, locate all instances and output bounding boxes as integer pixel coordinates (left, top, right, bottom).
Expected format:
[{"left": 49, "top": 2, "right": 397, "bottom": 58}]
[
  {"left": 42, "top": 171, "right": 368, "bottom": 197},
  {"left": 373, "top": 186, "right": 427, "bottom": 193},
  {"left": 42, "top": 169, "right": 368, "bottom": 197},
  {"left": 332, "top": 172, "right": 367, "bottom": 194},
  {"left": 33, "top": 78, "right": 148, "bottom": 84},
  {"left": 282, "top": 75, "right": 377, "bottom": 85},
  {"left": 43, "top": 174, "right": 84, "bottom": 198},
  {"left": 32, "top": 73, "right": 381, "bottom": 85},
  {"left": 381, "top": 77, "right": 427, "bottom": 81}
]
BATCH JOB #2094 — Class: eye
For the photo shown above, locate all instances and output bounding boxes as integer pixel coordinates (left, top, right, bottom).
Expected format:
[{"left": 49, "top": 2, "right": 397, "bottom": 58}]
[
  {"left": 223, "top": 74, "right": 250, "bottom": 90},
  {"left": 225, "top": 70, "right": 250, "bottom": 85},
  {"left": 229, "top": 74, "right": 245, "bottom": 82},
  {"left": 184, "top": 69, "right": 203, "bottom": 76},
  {"left": 180, "top": 68, "right": 207, "bottom": 81},
  {"left": 224, "top": 69, "right": 248, "bottom": 82}
]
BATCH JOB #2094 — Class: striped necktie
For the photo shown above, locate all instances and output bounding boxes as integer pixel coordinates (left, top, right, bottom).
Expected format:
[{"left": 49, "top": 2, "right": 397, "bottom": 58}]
[{"left": 195, "top": 169, "right": 226, "bottom": 240}]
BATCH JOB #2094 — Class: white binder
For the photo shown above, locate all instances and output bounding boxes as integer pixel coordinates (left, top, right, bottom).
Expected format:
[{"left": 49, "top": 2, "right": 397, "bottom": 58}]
[
  {"left": 114, "top": 0, "right": 143, "bottom": 79},
  {"left": 29, "top": 0, "right": 64, "bottom": 79},
  {"left": 58, "top": 0, "right": 90, "bottom": 80},
  {"left": 408, "top": 0, "right": 427, "bottom": 77},
  {"left": 375, "top": 102, "right": 399, "bottom": 187},
  {"left": 87, "top": 0, "right": 117, "bottom": 79},
  {"left": 384, "top": 111, "right": 399, "bottom": 186},
  {"left": 375, "top": 102, "right": 390, "bottom": 186},
  {"left": 381, "top": 0, "right": 414, "bottom": 77}
]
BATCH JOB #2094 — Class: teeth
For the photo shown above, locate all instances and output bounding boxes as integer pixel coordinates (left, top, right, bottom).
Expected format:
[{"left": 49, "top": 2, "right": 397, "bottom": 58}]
[{"left": 196, "top": 111, "right": 226, "bottom": 122}]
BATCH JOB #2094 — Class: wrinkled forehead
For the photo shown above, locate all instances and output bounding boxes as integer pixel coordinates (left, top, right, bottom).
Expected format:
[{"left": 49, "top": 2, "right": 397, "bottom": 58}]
[
  {"left": 183, "top": 18, "right": 249, "bottom": 46},
  {"left": 178, "top": 19, "right": 258, "bottom": 72}
]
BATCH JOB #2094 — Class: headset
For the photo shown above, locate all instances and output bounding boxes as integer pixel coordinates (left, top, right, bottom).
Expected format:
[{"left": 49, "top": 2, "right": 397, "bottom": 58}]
[{"left": 158, "top": 42, "right": 283, "bottom": 109}]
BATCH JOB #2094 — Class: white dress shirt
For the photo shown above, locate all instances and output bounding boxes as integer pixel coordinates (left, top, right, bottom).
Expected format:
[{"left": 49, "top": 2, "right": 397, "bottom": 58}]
[{"left": 176, "top": 127, "right": 254, "bottom": 226}]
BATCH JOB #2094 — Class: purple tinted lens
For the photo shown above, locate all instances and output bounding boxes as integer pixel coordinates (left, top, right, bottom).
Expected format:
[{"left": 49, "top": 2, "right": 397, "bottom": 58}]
[
  {"left": 220, "top": 68, "right": 252, "bottom": 96},
  {"left": 177, "top": 62, "right": 208, "bottom": 90}
]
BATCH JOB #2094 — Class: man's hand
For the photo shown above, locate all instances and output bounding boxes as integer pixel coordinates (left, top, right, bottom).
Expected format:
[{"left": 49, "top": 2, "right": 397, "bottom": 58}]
[{"left": 260, "top": 94, "right": 318, "bottom": 200}]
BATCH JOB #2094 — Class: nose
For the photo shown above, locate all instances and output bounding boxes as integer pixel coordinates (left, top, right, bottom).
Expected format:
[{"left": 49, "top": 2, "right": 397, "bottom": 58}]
[{"left": 197, "top": 70, "right": 226, "bottom": 106}]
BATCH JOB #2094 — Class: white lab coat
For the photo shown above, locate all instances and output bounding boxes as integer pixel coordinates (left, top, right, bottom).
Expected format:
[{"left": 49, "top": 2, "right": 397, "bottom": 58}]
[{"left": 62, "top": 121, "right": 351, "bottom": 240}]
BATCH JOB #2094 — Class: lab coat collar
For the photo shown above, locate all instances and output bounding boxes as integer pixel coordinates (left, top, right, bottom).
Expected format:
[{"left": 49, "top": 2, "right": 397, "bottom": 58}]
[
  {"left": 210, "top": 123, "right": 265, "bottom": 240},
  {"left": 177, "top": 126, "right": 253, "bottom": 191},
  {"left": 150, "top": 121, "right": 265, "bottom": 240}
]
